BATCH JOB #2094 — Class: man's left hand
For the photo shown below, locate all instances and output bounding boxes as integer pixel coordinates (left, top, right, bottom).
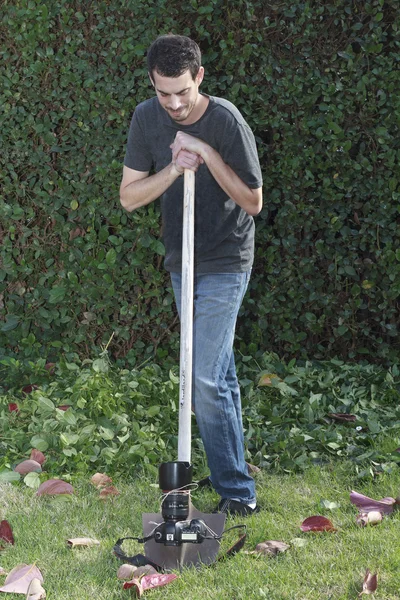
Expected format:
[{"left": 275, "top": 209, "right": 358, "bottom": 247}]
[{"left": 170, "top": 131, "right": 209, "bottom": 163}]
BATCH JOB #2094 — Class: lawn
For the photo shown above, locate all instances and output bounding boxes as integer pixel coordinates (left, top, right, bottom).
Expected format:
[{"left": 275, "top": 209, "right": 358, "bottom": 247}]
[{"left": 1, "top": 464, "right": 400, "bottom": 599}]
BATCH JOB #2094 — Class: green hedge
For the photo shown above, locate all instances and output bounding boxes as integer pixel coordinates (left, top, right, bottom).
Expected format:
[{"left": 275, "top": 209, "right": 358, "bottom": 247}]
[{"left": 1, "top": 0, "right": 399, "bottom": 366}]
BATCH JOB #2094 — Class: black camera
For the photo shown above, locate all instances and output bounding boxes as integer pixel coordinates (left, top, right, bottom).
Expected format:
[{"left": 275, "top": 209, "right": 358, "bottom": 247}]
[
  {"left": 155, "top": 461, "right": 209, "bottom": 546},
  {"left": 154, "top": 518, "right": 208, "bottom": 546}
]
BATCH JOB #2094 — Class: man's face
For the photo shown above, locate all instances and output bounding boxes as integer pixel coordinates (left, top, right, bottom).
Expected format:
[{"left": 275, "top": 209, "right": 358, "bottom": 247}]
[{"left": 151, "top": 67, "right": 204, "bottom": 124}]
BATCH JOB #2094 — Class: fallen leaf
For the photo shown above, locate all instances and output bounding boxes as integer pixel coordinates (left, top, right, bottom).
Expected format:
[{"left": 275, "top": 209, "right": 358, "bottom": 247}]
[
  {"left": 26, "top": 577, "right": 46, "bottom": 599},
  {"left": 123, "top": 577, "right": 143, "bottom": 596},
  {"left": 99, "top": 486, "right": 119, "bottom": 499},
  {"left": 300, "top": 516, "right": 337, "bottom": 532},
  {"left": 320, "top": 499, "right": 339, "bottom": 510},
  {"left": 91, "top": 473, "right": 112, "bottom": 489},
  {"left": 117, "top": 564, "right": 138, "bottom": 580},
  {"left": 255, "top": 540, "right": 290, "bottom": 556},
  {"left": 246, "top": 462, "right": 261, "bottom": 475},
  {"left": 30, "top": 450, "right": 46, "bottom": 466},
  {"left": 0, "top": 521, "right": 14, "bottom": 547},
  {"left": 258, "top": 373, "right": 281, "bottom": 386},
  {"left": 14, "top": 460, "right": 42, "bottom": 475},
  {"left": 66, "top": 538, "right": 100, "bottom": 548},
  {"left": 328, "top": 413, "right": 356, "bottom": 422},
  {"left": 0, "top": 564, "right": 43, "bottom": 594},
  {"left": 360, "top": 569, "right": 378, "bottom": 595},
  {"left": 356, "top": 511, "right": 383, "bottom": 526},
  {"left": 57, "top": 405, "right": 71, "bottom": 411},
  {"left": 36, "top": 479, "right": 74, "bottom": 496},
  {"left": 123, "top": 573, "right": 177, "bottom": 595},
  {"left": 133, "top": 566, "right": 158, "bottom": 578},
  {"left": 350, "top": 491, "right": 396, "bottom": 515},
  {"left": 8, "top": 403, "right": 19, "bottom": 413}
]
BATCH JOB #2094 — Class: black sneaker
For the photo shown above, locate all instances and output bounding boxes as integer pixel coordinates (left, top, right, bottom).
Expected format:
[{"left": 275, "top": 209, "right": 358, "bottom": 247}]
[
  {"left": 197, "top": 476, "right": 213, "bottom": 489},
  {"left": 214, "top": 498, "right": 260, "bottom": 516}
]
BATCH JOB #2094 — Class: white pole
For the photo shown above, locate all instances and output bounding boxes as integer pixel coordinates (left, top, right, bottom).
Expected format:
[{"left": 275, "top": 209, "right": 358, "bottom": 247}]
[{"left": 178, "top": 169, "right": 195, "bottom": 463}]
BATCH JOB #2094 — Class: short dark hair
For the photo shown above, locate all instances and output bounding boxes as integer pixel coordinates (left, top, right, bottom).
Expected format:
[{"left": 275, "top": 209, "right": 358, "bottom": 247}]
[{"left": 147, "top": 34, "right": 201, "bottom": 80}]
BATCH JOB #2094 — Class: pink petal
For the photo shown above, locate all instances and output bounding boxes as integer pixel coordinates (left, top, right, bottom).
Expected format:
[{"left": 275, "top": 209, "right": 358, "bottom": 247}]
[
  {"left": 350, "top": 491, "right": 395, "bottom": 515},
  {"left": 0, "top": 520, "right": 14, "bottom": 546},
  {"left": 300, "top": 516, "right": 337, "bottom": 532},
  {"left": 36, "top": 479, "right": 74, "bottom": 496}
]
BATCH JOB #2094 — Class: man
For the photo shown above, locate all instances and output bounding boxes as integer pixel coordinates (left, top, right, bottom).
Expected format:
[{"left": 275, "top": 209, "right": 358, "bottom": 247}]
[{"left": 120, "top": 34, "right": 263, "bottom": 516}]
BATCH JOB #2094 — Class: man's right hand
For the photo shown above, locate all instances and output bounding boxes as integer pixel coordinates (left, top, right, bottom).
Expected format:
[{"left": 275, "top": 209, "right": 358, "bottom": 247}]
[{"left": 172, "top": 149, "right": 204, "bottom": 174}]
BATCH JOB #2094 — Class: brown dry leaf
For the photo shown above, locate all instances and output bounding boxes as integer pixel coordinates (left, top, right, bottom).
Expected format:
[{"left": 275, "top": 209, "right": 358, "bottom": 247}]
[
  {"left": 258, "top": 373, "right": 281, "bottom": 387},
  {"left": 255, "top": 540, "right": 290, "bottom": 556},
  {"left": 99, "top": 486, "right": 120, "bottom": 499},
  {"left": 360, "top": 569, "right": 378, "bottom": 595},
  {"left": 14, "top": 460, "right": 42, "bottom": 475},
  {"left": 328, "top": 413, "right": 357, "bottom": 422},
  {"left": 356, "top": 511, "right": 383, "bottom": 527},
  {"left": 0, "top": 564, "right": 43, "bottom": 594},
  {"left": 66, "top": 538, "right": 100, "bottom": 548},
  {"left": 350, "top": 490, "right": 396, "bottom": 515},
  {"left": 246, "top": 462, "right": 261, "bottom": 475},
  {"left": 36, "top": 479, "right": 74, "bottom": 496},
  {"left": 300, "top": 516, "right": 337, "bottom": 532},
  {"left": 26, "top": 577, "right": 46, "bottom": 599},
  {"left": 117, "top": 564, "right": 138, "bottom": 580},
  {"left": 30, "top": 450, "right": 46, "bottom": 466},
  {"left": 91, "top": 473, "right": 112, "bottom": 489},
  {"left": 0, "top": 520, "right": 14, "bottom": 547}
]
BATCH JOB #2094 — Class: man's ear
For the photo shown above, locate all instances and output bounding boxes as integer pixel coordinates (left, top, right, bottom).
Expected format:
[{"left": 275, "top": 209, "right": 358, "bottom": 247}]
[
  {"left": 148, "top": 72, "right": 155, "bottom": 87},
  {"left": 196, "top": 66, "right": 205, "bottom": 85}
]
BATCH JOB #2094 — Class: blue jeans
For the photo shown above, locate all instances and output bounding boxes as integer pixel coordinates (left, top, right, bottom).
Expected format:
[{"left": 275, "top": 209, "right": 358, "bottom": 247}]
[{"left": 170, "top": 271, "right": 256, "bottom": 504}]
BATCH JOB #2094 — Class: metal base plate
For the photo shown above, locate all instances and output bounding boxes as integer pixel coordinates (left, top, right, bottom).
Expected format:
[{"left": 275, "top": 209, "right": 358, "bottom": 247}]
[{"left": 142, "top": 501, "right": 226, "bottom": 570}]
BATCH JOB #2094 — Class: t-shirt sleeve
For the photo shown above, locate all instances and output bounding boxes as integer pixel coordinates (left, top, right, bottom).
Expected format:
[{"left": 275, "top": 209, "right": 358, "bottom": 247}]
[
  {"left": 219, "top": 120, "right": 263, "bottom": 190},
  {"left": 211, "top": 107, "right": 263, "bottom": 189},
  {"left": 124, "top": 107, "right": 153, "bottom": 172}
]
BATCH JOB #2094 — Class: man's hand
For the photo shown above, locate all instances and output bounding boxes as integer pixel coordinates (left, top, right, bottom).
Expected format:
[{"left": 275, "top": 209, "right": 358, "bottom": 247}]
[
  {"left": 171, "top": 132, "right": 209, "bottom": 165},
  {"left": 172, "top": 147, "right": 204, "bottom": 175}
]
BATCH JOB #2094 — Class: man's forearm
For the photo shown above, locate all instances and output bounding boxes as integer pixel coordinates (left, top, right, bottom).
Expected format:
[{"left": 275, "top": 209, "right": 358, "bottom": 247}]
[{"left": 120, "top": 163, "right": 181, "bottom": 212}]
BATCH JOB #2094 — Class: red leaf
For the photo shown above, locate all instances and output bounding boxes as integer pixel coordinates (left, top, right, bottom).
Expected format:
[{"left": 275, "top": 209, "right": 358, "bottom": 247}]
[
  {"left": 350, "top": 490, "right": 396, "bottom": 515},
  {"left": 361, "top": 569, "right": 378, "bottom": 595},
  {"left": 99, "top": 485, "right": 120, "bottom": 499},
  {"left": 0, "top": 564, "right": 43, "bottom": 593},
  {"left": 300, "top": 516, "right": 337, "bottom": 532},
  {"left": 14, "top": 460, "right": 42, "bottom": 475},
  {"left": 57, "top": 405, "right": 71, "bottom": 411},
  {"left": 123, "top": 578, "right": 143, "bottom": 596},
  {"left": 142, "top": 573, "right": 177, "bottom": 591},
  {"left": 22, "top": 385, "right": 39, "bottom": 394},
  {"left": 30, "top": 449, "right": 46, "bottom": 466},
  {"left": 36, "top": 479, "right": 74, "bottom": 496},
  {"left": 8, "top": 403, "right": 19, "bottom": 413},
  {"left": 0, "top": 520, "right": 14, "bottom": 546},
  {"left": 44, "top": 362, "right": 56, "bottom": 374},
  {"left": 328, "top": 413, "right": 357, "bottom": 422}
]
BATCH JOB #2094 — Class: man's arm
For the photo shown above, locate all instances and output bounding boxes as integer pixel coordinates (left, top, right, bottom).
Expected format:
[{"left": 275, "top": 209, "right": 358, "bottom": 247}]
[
  {"left": 170, "top": 132, "right": 263, "bottom": 217},
  {"left": 120, "top": 150, "right": 203, "bottom": 212}
]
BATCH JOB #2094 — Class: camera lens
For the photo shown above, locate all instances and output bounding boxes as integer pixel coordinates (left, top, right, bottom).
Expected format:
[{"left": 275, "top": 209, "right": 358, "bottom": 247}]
[{"left": 161, "top": 492, "right": 189, "bottom": 522}]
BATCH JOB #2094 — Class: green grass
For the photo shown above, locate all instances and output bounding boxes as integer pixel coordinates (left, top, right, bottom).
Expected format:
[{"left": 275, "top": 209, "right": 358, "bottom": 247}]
[{"left": 1, "top": 464, "right": 400, "bottom": 599}]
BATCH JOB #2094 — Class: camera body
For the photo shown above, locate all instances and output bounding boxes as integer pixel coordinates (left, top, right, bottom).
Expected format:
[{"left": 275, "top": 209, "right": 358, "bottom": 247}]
[{"left": 154, "top": 518, "right": 207, "bottom": 546}]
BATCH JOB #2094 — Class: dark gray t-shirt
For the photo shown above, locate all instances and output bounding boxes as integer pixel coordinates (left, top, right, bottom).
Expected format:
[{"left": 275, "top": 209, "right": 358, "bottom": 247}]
[{"left": 124, "top": 95, "right": 263, "bottom": 273}]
